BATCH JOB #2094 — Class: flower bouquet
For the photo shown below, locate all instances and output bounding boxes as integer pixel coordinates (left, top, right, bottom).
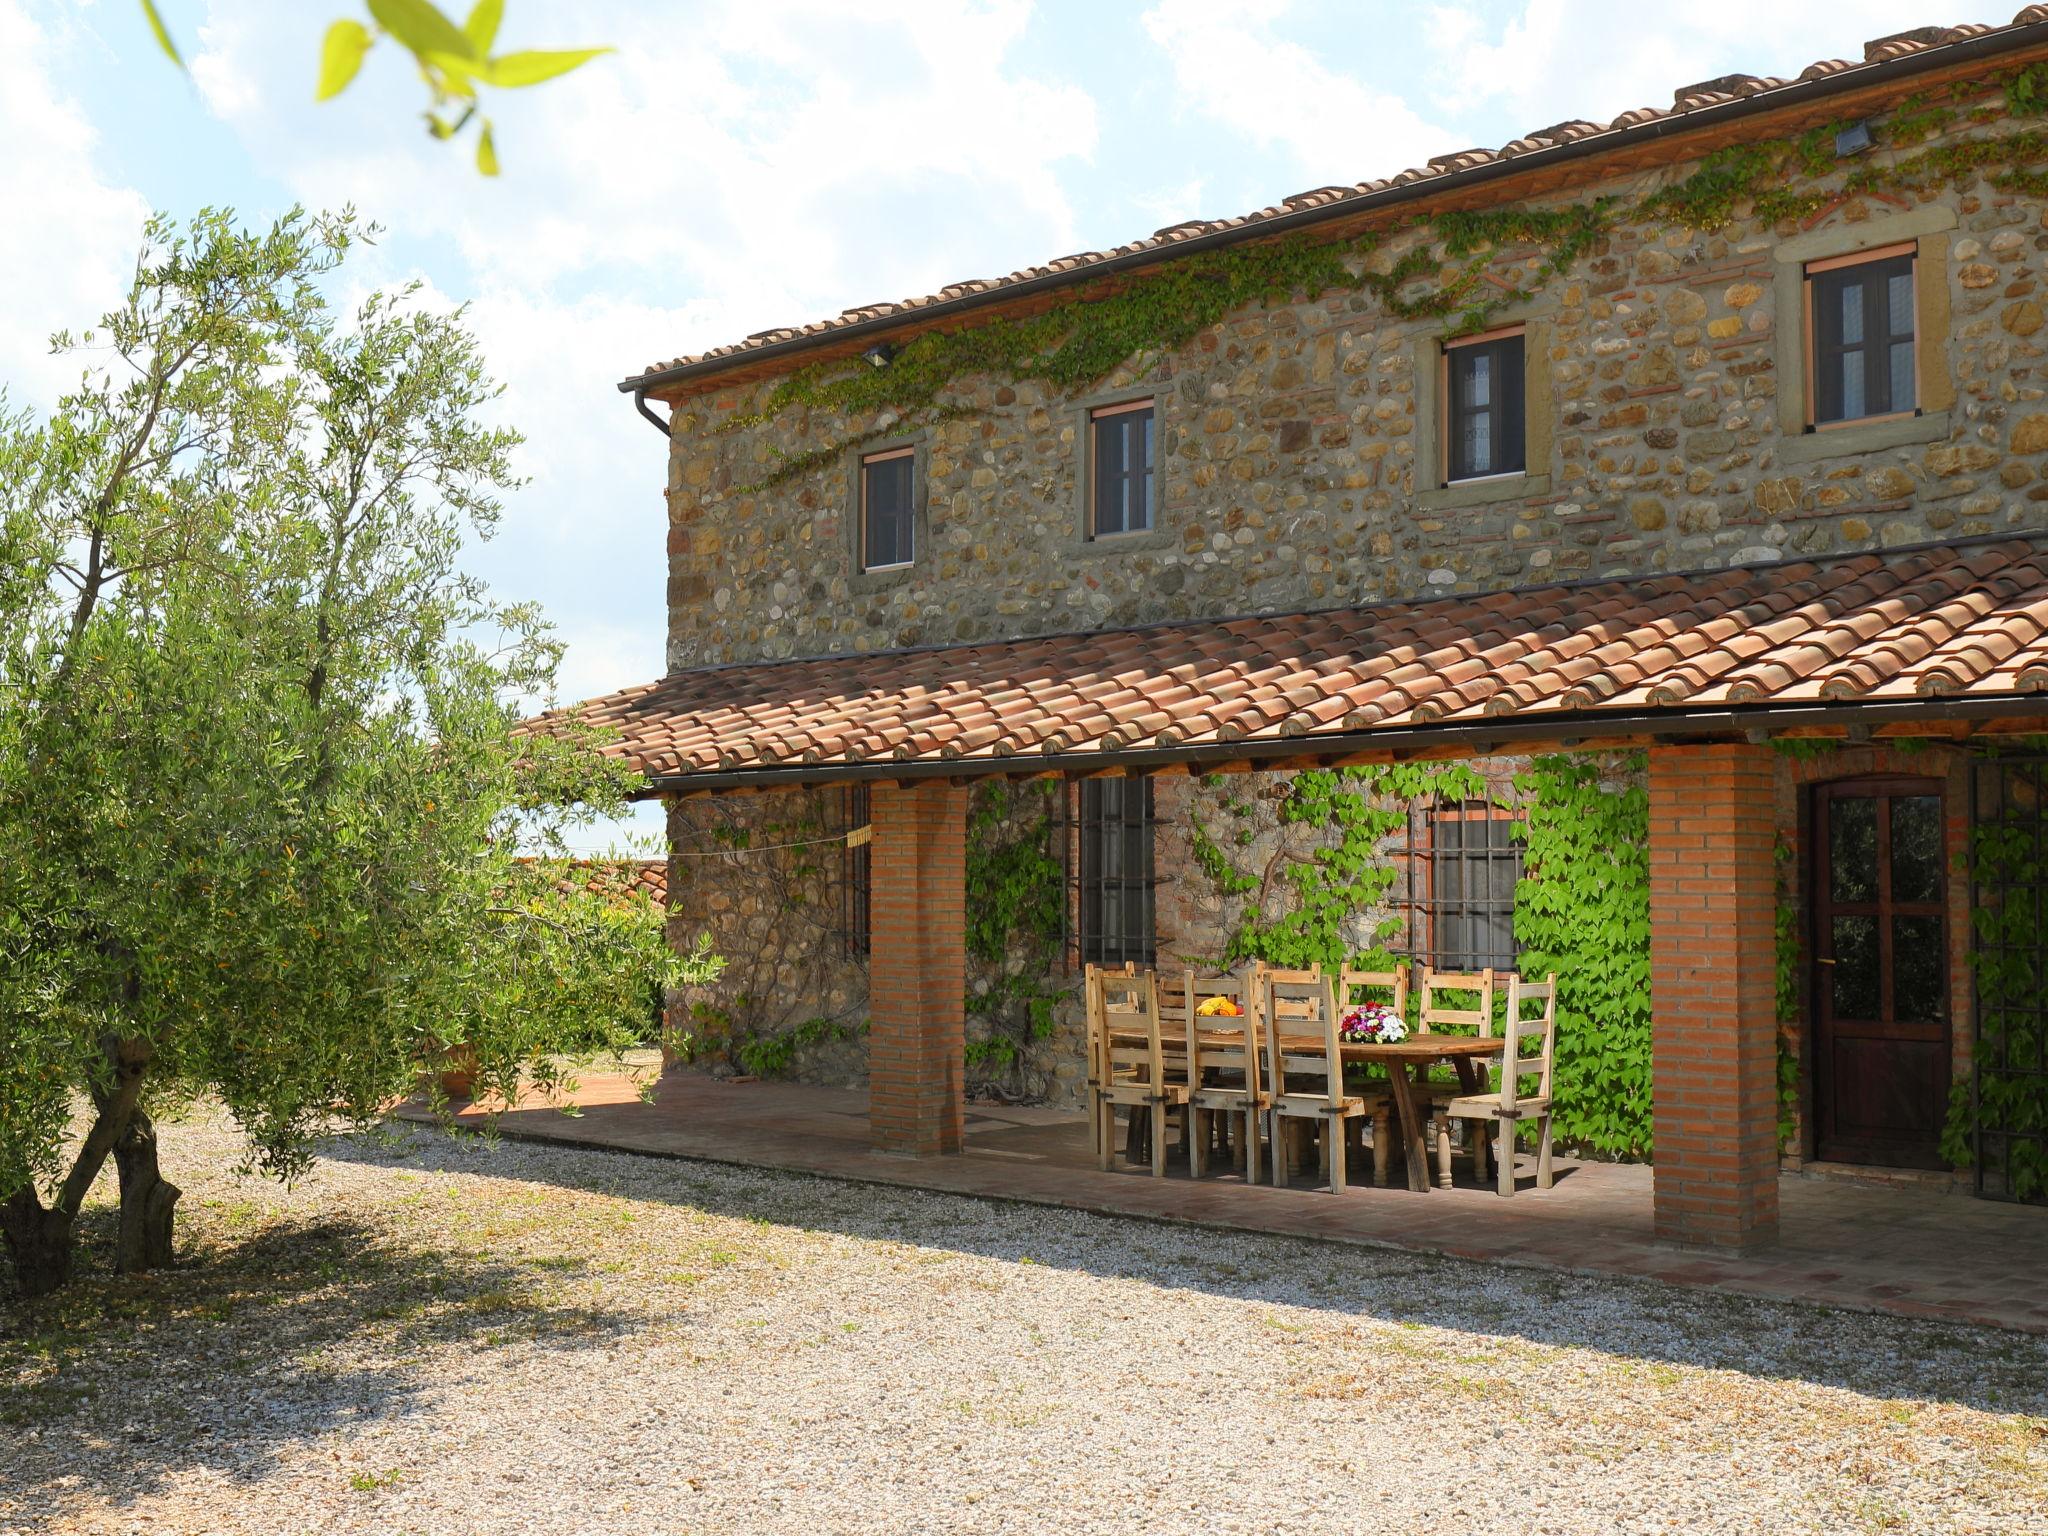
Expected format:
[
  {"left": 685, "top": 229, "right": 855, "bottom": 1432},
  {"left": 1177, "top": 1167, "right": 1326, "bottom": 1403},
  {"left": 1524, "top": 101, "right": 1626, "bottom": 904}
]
[{"left": 1338, "top": 1002, "right": 1407, "bottom": 1044}]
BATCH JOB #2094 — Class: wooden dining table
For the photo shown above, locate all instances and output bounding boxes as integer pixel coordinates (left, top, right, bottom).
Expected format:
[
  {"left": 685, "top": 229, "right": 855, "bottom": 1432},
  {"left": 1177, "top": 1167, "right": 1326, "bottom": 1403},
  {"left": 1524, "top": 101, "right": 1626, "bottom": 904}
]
[
  {"left": 1107, "top": 1024, "right": 1507, "bottom": 1194},
  {"left": 1338, "top": 1035, "right": 1506, "bottom": 1193}
]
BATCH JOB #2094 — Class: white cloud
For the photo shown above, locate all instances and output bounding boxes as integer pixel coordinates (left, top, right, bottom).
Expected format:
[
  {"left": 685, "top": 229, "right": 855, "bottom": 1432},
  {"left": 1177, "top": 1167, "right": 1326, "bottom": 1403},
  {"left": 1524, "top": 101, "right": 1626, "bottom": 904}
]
[
  {"left": 1141, "top": 0, "right": 1457, "bottom": 188},
  {"left": 0, "top": 0, "right": 152, "bottom": 411},
  {"left": 1421, "top": 1, "right": 2015, "bottom": 130},
  {"left": 189, "top": 0, "right": 1098, "bottom": 332}
]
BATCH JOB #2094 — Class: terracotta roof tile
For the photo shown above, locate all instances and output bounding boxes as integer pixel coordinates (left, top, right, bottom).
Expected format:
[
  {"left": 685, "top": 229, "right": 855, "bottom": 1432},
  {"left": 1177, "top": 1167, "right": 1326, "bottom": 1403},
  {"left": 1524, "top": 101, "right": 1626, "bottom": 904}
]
[
  {"left": 514, "top": 858, "right": 668, "bottom": 905},
  {"left": 540, "top": 540, "right": 2048, "bottom": 785}
]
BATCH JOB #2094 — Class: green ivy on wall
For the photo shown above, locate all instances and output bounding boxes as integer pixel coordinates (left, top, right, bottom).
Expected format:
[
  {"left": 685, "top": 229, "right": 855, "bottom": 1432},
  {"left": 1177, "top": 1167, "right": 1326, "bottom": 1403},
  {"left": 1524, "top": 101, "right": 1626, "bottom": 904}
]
[
  {"left": 709, "top": 65, "right": 2048, "bottom": 491},
  {"left": 1942, "top": 783, "right": 2048, "bottom": 1199},
  {"left": 1510, "top": 755, "right": 1654, "bottom": 1160},
  {"left": 962, "top": 780, "right": 1066, "bottom": 1086},
  {"left": 1189, "top": 762, "right": 1491, "bottom": 973}
]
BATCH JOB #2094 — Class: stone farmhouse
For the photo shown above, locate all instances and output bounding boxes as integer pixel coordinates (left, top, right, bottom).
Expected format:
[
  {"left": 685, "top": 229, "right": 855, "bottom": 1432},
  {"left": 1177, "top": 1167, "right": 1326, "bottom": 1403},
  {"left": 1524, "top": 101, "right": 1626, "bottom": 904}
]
[{"left": 547, "top": 13, "right": 2048, "bottom": 1251}]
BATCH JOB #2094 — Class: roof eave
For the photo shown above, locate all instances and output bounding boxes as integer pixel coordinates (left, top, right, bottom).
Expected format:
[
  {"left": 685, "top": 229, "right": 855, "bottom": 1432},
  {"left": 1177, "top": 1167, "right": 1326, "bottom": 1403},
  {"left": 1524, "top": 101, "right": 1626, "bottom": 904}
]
[
  {"left": 628, "top": 693, "right": 2048, "bottom": 797},
  {"left": 617, "top": 19, "right": 2048, "bottom": 399}
]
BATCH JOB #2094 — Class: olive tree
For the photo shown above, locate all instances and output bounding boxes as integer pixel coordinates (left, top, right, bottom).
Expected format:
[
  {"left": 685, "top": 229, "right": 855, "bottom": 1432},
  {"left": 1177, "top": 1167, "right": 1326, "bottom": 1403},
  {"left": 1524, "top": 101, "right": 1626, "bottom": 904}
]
[{"left": 0, "top": 209, "right": 708, "bottom": 1297}]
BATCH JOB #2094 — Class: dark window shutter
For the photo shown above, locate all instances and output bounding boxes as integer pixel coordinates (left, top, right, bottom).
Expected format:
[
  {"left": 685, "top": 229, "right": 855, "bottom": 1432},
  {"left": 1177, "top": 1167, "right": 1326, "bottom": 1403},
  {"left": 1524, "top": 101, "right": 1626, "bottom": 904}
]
[
  {"left": 1445, "top": 333, "right": 1527, "bottom": 482},
  {"left": 862, "top": 453, "right": 915, "bottom": 568},
  {"left": 1811, "top": 253, "right": 1915, "bottom": 426},
  {"left": 1091, "top": 405, "right": 1154, "bottom": 536}
]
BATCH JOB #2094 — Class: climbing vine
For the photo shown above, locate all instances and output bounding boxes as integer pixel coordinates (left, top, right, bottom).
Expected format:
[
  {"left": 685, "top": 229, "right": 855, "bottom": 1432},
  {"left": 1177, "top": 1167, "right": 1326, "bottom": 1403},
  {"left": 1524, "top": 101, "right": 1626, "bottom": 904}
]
[
  {"left": 709, "top": 63, "right": 2048, "bottom": 490},
  {"left": 1510, "top": 755, "right": 1654, "bottom": 1160},
  {"left": 1942, "top": 753, "right": 2048, "bottom": 1199},
  {"left": 1188, "top": 762, "right": 1492, "bottom": 973},
  {"left": 961, "top": 780, "right": 1065, "bottom": 1094}
]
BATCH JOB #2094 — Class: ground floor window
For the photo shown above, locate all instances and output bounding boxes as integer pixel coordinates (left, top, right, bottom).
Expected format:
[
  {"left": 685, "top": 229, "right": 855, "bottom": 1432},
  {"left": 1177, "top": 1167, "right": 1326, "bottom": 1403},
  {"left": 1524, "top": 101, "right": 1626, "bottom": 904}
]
[
  {"left": 1075, "top": 777, "right": 1157, "bottom": 965},
  {"left": 841, "top": 784, "right": 871, "bottom": 958},
  {"left": 1408, "top": 800, "right": 1523, "bottom": 973}
]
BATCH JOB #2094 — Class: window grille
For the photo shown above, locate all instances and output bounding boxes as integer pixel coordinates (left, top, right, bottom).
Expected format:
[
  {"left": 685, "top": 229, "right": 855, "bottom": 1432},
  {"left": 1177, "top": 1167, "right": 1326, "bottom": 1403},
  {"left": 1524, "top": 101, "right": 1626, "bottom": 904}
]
[
  {"left": 1969, "top": 754, "right": 2048, "bottom": 1204},
  {"left": 1405, "top": 800, "right": 1523, "bottom": 973},
  {"left": 1071, "top": 777, "right": 1158, "bottom": 965},
  {"left": 841, "top": 783, "right": 871, "bottom": 958}
]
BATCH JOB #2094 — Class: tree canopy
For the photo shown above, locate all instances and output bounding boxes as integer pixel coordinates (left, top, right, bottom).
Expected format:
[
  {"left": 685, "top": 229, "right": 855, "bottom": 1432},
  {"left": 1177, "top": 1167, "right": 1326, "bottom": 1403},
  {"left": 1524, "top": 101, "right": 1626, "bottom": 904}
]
[{"left": 0, "top": 208, "right": 710, "bottom": 1297}]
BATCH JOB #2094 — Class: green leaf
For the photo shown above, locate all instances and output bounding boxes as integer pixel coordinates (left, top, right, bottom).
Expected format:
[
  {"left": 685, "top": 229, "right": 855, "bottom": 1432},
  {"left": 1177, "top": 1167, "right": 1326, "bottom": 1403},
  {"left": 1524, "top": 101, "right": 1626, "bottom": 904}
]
[
  {"left": 139, "top": 0, "right": 183, "bottom": 68},
  {"left": 367, "top": 0, "right": 475, "bottom": 61},
  {"left": 476, "top": 120, "right": 499, "bottom": 177},
  {"left": 316, "top": 20, "right": 374, "bottom": 101},
  {"left": 481, "top": 48, "right": 613, "bottom": 88},
  {"left": 463, "top": 0, "right": 504, "bottom": 54}
]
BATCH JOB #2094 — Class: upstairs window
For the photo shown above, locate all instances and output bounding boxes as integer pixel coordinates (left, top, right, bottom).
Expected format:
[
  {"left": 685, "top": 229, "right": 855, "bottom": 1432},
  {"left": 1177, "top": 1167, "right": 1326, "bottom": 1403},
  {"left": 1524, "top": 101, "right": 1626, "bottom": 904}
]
[
  {"left": 1807, "top": 245, "right": 1916, "bottom": 428},
  {"left": 1444, "top": 327, "right": 1526, "bottom": 482},
  {"left": 860, "top": 447, "right": 915, "bottom": 571},
  {"left": 1089, "top": 399, "right": 1154, "bottom": 537}
]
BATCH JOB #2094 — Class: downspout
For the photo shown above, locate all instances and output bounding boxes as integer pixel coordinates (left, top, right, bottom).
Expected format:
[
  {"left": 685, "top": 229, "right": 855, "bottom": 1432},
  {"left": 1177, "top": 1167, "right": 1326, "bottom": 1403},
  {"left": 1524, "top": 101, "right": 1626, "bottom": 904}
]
[{"left": 633, "top": 386, "right": 671, "bottom": 438}]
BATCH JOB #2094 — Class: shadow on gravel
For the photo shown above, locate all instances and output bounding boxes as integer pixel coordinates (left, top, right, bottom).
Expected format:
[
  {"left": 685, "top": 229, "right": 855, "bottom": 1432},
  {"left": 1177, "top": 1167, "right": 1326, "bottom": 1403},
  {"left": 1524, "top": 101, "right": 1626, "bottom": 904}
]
[
  {"left": 0, "top": 1209, "right": 636, "bottom": 1511},
  {"left": 321, "top": 1124, "right": 2048, "bottom": 1421}
]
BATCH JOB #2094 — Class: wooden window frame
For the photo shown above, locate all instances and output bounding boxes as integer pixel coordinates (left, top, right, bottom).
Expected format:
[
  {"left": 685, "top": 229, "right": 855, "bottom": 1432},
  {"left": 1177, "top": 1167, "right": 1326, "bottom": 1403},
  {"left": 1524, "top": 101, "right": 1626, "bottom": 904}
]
[
  {"left": 1802, "top": 243, "right": 1919, "bottom": 433},
  {"left": 1440, "top": 324, "right": 1528, "bottom": 485},
  {"left": 858, "top": 445, "right": 917, "bottom": 573},
  {"left": 1086, "top": 397, "right": 1156, "bottom": 540}
]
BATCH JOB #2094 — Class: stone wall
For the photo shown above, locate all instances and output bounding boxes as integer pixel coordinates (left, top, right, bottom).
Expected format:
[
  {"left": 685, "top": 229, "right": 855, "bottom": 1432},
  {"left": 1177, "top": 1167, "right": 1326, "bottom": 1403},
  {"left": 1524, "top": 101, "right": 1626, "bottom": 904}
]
[{"left": 663, "top": 94, "right": 2048, "bottom": 671}]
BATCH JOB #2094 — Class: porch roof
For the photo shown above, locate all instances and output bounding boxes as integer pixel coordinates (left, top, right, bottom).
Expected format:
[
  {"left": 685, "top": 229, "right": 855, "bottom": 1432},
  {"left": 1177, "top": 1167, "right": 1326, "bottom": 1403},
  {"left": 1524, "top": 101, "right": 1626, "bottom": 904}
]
[{"left": 548, "top": 537, "right": 2048, "bottom": 792}]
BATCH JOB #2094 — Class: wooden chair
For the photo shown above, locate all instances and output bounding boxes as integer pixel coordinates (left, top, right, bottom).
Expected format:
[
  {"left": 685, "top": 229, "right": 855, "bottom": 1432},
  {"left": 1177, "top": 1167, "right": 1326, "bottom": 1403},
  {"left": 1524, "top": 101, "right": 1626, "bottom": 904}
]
[
  {"left": 1261, "top": 971, "right": 1367, "bottom": 1192},
  {"left": 1417, "top": 965, "right": 1498, "bottom": 1184},
  {"left": 1436, "top": 972, "right": 1558, "bottom": 1196},
  {"left": 1337, "top": 962, "right": 1410, "bottom": 1189},
  {"left": 1173, "top": 966, "right": 1265, "bottom": 1182},
  {"left": 1082, "top": 962, "right": 1135, "bottom": 1158},
  {"left": 1089, "top": 967, "right": 1189, "bottom": 1178}
]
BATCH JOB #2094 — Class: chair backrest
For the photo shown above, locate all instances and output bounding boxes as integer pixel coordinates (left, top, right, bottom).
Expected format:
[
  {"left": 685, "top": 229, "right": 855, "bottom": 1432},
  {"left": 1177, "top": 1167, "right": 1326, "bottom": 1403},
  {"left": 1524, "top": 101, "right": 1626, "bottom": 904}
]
[
  {"left": 1177, "top": 966, "right": 1262, "bottom": 1094},
  {"left": 1097, "top": 967, "right": 1179, "bottom": 1092},
  {"left": 1418, "top": 966, "right": 1497, "bottom": 1038},
  {"left": 1500, "top": 972, "right": 1557, "bottom": 1110},
  {"left": 1262, "top": 972, "right": 1344, "bottom": 1106},
  {"left": 1338, "top": 961, "right": 1410, "bottom": 1019},
  {"left": 1084, "top": 962, "right": 1138, "bottom": 1087}
]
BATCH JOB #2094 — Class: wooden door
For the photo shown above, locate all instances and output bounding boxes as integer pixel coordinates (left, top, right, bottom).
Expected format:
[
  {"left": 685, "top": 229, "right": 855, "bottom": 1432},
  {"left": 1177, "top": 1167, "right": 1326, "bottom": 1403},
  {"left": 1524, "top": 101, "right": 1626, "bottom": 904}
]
[{"left": 1811, "top": 779, "right": 1950, "bottom": 1167}]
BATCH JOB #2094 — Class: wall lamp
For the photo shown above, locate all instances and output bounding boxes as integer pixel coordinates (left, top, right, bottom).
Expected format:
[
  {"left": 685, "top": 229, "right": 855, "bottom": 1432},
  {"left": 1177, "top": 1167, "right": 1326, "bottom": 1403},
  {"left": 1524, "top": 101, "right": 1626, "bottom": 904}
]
[
  {"left": 1834, "top": 120, "right": 1874, "bottom": 157},
  {"left": 862, "top": 342, "right": 896, "bottom": 369}
]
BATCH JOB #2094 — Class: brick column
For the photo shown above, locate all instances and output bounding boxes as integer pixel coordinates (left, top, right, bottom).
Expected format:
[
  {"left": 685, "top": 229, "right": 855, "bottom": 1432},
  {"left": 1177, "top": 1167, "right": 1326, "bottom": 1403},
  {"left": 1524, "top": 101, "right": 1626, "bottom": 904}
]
[
  {"left": 867, "top": 781, "right": 968, "bottom": 1156},
  {"left": 1648, "top": 742, "right": 1780, "bottom": 1249}
]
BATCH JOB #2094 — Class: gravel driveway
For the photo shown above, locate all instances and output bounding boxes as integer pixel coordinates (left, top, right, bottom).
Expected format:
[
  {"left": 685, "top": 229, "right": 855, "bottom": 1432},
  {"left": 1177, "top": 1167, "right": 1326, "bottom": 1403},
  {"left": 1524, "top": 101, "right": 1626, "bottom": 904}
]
[{"left": 3, "top": 1114, "right": 2044, "bottom": 1536}]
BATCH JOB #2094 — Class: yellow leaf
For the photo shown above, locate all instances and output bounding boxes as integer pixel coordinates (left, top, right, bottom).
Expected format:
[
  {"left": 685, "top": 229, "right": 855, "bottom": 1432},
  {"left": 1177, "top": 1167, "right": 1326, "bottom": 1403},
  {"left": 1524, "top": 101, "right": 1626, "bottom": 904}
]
[
  {"left": 475, "top": 120, "right": 499, "bottom": 176},
  {"left": 317, "top": 19, "right": 374, "bottom": 100}
]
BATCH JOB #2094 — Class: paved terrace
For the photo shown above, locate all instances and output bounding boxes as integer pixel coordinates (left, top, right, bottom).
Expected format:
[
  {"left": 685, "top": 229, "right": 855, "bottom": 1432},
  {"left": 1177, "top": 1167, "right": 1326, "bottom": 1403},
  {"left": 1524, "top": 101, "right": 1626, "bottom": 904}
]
[{"left": 397, "top": 1072, "right": 2048, "bottom": 1336}]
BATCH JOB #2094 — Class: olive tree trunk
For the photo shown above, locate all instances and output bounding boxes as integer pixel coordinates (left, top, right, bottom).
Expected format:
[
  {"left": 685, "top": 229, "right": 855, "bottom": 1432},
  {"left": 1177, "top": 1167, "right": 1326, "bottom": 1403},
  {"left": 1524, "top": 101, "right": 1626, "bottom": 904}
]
[
  {"left": 112, "top": 1108, "right": 179, "bottom": 1274},
  {"left": 1, "top": 1035, "right": 158, "bottom": 1298},
  {"left": 0, "top": 1190, "right": 76, "bottom": 1298}
]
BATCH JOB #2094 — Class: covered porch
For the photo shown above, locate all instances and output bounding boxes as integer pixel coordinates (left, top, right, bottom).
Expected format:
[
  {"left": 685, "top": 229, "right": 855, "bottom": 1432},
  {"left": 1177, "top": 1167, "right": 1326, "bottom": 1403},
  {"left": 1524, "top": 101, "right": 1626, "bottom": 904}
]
[{"left": 545, "top": 537, "right": 2048, "bottom": 1258}]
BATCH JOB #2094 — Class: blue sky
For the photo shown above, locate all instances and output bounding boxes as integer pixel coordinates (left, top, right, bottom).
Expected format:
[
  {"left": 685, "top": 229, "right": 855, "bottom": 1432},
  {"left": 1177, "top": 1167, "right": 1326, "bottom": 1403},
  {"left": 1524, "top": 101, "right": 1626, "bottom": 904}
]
[{"left": 3, "top": 0, "right": 2016, "bottom": 846}]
